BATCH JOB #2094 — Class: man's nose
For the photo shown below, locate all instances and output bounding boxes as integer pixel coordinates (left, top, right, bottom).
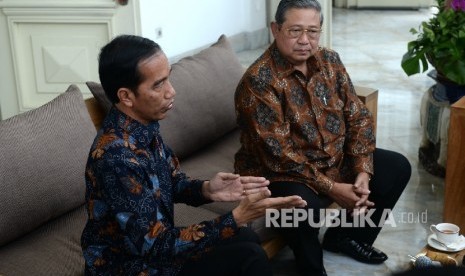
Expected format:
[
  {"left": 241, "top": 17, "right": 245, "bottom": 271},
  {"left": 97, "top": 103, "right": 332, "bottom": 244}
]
[
  {"left": 166, "top": 81, "right": 176, "bottom": 98},
  {"left": 297, "top": 31, "right": 310, "bottom": 44}
]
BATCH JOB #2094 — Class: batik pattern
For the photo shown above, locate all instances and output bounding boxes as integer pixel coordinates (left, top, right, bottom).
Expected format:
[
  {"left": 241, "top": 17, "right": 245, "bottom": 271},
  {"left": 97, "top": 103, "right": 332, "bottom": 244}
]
[
  {"left": 82, "top": 108, "right": 238, "bottom": 275},
  {"left": 235, "top": 43, "right": 375, "bottom": 194}
]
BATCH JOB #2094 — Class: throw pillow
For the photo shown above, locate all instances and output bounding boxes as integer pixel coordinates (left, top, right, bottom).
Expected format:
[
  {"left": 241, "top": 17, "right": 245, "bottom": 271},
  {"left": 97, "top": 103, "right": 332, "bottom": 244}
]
[
  {"left": 86, "top": 81, "right": 112, "bottom": 114},
  {"left": 160, "top": 34, "right": 245, "bottom": 159},
  {"left": 0, "top": 85, "right": 96, "bottom": 246}
]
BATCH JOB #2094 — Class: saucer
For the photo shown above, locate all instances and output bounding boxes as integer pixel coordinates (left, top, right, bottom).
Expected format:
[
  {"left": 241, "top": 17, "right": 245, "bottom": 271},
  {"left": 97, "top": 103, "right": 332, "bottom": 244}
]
[{"left": 427, "top": 234, "right": 465, "bottom": 252}]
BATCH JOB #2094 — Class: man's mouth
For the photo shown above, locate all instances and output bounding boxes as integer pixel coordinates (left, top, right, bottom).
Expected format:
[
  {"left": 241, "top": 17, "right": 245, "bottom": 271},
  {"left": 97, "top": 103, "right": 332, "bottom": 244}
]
[{"left": 166, "top": 101, "right": 174, "bottom": 111}]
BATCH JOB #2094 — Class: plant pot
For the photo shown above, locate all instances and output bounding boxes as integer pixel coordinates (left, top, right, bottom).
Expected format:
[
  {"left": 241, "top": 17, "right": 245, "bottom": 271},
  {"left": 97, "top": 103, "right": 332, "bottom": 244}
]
[{"left": 428, "top": 70, "right": 465, "bottom": 104}]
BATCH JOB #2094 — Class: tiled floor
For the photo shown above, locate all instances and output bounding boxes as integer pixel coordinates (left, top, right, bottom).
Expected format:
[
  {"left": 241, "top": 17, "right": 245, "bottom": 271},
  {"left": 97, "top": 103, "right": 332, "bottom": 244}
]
[{"left": 238, "top": 7, "right": 446, "bottom": 276}]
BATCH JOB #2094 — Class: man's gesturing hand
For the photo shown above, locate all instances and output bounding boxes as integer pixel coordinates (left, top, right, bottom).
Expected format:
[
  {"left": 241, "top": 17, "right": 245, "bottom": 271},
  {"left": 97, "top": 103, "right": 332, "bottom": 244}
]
[
  {"left": 202, "top": 172, "right": 270, "bottom": 202},
  {"left": 232, "top": 189, "right": 307, "bottom": 226}
]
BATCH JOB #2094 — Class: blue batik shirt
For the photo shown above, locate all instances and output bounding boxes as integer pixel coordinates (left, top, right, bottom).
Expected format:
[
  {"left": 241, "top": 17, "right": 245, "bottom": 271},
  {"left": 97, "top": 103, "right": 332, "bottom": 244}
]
[{"left": 81, "top": 107, "right": 239, "bottom": 276}]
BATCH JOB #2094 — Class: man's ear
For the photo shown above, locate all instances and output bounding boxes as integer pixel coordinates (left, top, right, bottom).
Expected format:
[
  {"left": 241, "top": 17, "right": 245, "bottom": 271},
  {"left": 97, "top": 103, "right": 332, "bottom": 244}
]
[
  {"left": 116, "top": 88, "right": 134, "bottom": 108},
  {"left": 270, "top": 22, "right": 279, "bottom": 38}
]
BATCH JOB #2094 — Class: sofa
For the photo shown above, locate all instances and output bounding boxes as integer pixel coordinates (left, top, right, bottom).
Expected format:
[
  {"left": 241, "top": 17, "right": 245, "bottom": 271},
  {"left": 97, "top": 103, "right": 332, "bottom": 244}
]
[{"left": 0, "top": 34, "right": 378, "bottom": 275}]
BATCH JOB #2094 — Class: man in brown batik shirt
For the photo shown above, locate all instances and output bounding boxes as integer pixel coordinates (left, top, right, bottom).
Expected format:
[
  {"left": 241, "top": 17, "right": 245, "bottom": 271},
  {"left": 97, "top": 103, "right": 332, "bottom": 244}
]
[{"left": 234, "top": 1, "right": 411, "bottom": 275}]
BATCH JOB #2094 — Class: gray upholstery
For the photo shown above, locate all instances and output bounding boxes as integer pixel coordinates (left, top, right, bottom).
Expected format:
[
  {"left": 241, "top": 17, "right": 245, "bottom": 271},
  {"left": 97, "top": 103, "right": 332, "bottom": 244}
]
[
  {"left": 86, "top": 80, "right": 112, "bottom": 113},
  {"left": 0, "top": 85, "right": 95, "bottom": 247},
  {"left": 159, "top": 34, "right": 244, "bottom": 159},
  {"left": 0, "top": 206, "right": 86, "bottom": 275},
  {"left": 174, "top": 203, "right": 220, "bottom": 227},
  {"left": 180, "top": 129, "right": 240, "bottom": 179}
]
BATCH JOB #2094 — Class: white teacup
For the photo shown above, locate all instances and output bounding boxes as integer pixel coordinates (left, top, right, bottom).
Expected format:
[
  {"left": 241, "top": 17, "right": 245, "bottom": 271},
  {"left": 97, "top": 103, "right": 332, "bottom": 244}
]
[{"left": 430, "top": 223, "right": 460, "bottom": 244}]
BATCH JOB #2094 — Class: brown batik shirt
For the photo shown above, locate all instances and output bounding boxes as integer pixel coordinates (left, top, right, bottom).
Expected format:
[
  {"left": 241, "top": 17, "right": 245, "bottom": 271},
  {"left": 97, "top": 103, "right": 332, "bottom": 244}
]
[{"left": 234, "top": 42, "right": 375, "bottom": 194}]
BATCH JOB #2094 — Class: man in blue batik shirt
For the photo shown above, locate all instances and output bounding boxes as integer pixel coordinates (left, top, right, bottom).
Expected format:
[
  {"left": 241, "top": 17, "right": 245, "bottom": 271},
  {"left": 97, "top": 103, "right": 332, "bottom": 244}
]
[{"left": 81, "top": 35, "right": 307, "bottom": 276}]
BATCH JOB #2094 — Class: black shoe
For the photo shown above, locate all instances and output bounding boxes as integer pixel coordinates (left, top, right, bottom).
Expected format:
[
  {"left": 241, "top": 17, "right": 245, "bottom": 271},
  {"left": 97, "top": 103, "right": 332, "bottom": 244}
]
[{"left": 322, "top": 236, "right": 388, "bottom": 264}]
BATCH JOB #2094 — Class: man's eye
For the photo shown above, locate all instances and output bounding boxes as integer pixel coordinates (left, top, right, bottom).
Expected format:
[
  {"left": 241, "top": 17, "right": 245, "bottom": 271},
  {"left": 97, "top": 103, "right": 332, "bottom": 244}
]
[
  {"left": 289, "top": 29, "right": 302, "bottom": 36},
  {"left": 154, "top": 81, "right": 164, "bottom": 89}
]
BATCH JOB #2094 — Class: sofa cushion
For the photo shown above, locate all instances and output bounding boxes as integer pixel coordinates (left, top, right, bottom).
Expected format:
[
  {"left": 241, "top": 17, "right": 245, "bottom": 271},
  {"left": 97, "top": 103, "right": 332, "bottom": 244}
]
[
  {"left": 0, "top": 205, "right": 86, "bottom": 275},
  {"left": 159, "top": 34, "right": 244, "bottom": 159},
  {"left": 86, "top": 34, "right": 244, "bottom": 159},
  {"left": 179, "top": 129, "right": 241, "bottom": 215},
  {"left": 179, "top": 129, "right": 240, "bottom": 179},
  {"left": 0, "top": 85, "right": 96, "bottom": 246},
  {"left": 86, "top": 80, "right": 112, "bottom": 113},
  {"left": 174, "top": 203, "right": 221, "bottom": 227}
]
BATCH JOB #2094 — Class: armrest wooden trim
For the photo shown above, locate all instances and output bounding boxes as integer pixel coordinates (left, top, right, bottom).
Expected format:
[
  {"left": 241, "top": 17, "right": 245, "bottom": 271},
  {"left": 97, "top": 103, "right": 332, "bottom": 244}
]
[
  {"left": 85, "top": 97, "right": 106, "bottom": 130},
  {"left": 261, "top": 236, "right": 287, "bottom": 259},
  {"left": 355, "top": 85, "right": 378, "bottom": 136}
]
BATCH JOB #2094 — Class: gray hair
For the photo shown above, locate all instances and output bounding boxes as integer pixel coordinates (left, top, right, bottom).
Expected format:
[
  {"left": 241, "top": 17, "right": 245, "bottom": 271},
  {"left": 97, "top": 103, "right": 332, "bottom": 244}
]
[{"left": 275, "top": 0, "right": 324, "bottom": 26}]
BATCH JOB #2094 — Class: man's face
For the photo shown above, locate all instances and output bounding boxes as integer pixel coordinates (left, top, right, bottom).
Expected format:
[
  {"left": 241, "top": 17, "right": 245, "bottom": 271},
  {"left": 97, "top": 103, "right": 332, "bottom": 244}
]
[
  {"left": 129, "top": 52, "right": 175, "bottom": 124},
  {"left": 271, "top": 8, "right": 321, "bottom": 67}
]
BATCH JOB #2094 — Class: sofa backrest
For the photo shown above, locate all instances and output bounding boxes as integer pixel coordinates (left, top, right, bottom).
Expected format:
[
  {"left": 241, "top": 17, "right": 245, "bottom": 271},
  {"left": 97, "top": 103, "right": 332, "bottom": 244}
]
[
  {"left": 0, "top": 85, "right": 96, "bottom": 246},
  {"left": 86, "top": 34, "right": 245, "bottom": 159}
]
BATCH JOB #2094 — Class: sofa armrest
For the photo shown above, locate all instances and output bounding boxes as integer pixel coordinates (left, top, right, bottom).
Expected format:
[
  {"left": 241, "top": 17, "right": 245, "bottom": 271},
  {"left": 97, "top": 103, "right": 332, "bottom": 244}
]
[
  {"left": 85, "top": 97, "right": 106, "bottom": 130},
  {"left": 355, "top": 85, "right": 378, "bottom": 136}
]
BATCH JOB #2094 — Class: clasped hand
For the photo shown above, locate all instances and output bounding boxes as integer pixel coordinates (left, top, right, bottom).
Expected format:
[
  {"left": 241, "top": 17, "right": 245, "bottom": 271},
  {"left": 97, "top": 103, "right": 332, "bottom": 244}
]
[{"left": 328, "top": 172, "right": 374, "bottom": 215}]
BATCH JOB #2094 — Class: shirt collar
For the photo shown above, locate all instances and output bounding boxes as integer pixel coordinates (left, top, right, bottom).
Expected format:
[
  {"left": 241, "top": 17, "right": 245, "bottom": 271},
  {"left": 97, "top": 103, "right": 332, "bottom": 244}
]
[{"left": 106, "top": 107, "right": 160, "bottom": 147}]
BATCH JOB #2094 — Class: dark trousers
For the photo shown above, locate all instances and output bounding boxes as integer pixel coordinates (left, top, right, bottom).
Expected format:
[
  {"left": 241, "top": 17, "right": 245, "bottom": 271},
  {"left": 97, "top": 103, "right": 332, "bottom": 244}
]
[
  {"left": 178, "top": 227, "right": 272, "bottom": 276},
  {"left": 269, "top": 148, "right": 411, "bottom": 276}
]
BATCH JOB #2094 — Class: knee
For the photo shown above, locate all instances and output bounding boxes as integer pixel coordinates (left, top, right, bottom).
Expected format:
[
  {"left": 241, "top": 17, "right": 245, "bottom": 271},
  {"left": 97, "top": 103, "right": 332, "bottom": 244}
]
[
  {"left": 393, "top": 152, "right": 412, "bottom": 185},
  {"left": 240, "top": 242, "right": 269, "bottom": 261},
  {"left": 235, "top": 227, "right": 261, "bottom": 244},
  {"left": 239, "top": 242, "right": 273, "bottom": 275},
  {"left": 375, "top": 149, "right": 412, "bottom": 184},
  {"left": 386, "top": 151, "right": 412, "bottom": 191}
]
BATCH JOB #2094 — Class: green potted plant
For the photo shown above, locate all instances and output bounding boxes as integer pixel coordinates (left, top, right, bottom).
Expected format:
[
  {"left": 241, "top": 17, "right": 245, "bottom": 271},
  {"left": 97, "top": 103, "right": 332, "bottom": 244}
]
[{"left": 401, "top": 0, "right": 465, "bottom": 102}]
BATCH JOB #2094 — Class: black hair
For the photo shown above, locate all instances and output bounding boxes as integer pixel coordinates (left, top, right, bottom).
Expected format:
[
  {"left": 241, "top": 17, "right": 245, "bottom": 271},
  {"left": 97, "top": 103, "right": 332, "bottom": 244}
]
[
  {"left": 275, "top": 0, "right": 324, "bottom": 26},
  {"left": 98, "top": 35, "right": 162, "bottom": 104}
]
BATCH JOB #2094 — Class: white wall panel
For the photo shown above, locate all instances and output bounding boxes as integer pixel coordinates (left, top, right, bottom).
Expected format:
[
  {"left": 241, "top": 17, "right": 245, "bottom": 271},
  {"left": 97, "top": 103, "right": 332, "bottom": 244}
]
[
  {"left": 0, "top": 0, "right": 138, "bottom": 119},
  {"left": 8, "top": 20, "right": 109, "bottom": 110}
]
